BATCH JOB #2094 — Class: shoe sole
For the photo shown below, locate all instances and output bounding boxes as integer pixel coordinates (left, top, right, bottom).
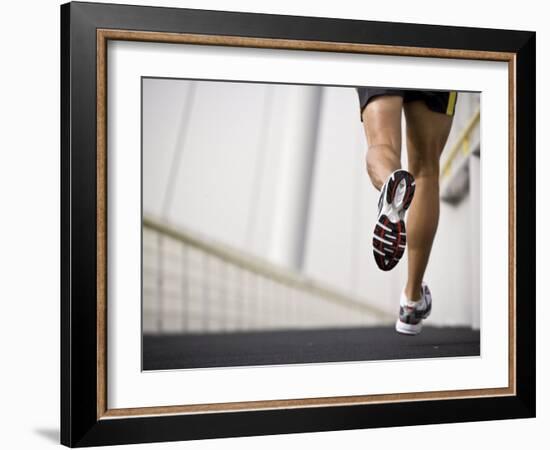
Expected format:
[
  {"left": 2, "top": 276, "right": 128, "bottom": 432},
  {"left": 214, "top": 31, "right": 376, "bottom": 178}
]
[
  {"left": 395, "top": 319, "right": 422, "bottom": 335},
  {"left": 373, "top": 170, "right": 415, "bottom": 271}
]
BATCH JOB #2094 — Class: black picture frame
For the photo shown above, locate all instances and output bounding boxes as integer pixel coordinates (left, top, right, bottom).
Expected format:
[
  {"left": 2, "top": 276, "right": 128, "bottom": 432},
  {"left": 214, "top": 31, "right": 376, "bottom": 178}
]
[{"left": 61, "top": 1, "right": 535, "bottom": 447}]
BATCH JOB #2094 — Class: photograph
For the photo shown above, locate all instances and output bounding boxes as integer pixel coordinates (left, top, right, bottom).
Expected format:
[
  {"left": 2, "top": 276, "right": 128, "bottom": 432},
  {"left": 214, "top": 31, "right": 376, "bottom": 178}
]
[{"left": 141, "top": 78, "right": 481, "bottom": 370}]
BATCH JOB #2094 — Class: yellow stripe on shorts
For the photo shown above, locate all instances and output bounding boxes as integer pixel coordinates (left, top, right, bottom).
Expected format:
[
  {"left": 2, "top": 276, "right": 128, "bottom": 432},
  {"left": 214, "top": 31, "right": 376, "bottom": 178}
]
[{"left": 446, "top": 91, "right": 457, "bottom": 116}]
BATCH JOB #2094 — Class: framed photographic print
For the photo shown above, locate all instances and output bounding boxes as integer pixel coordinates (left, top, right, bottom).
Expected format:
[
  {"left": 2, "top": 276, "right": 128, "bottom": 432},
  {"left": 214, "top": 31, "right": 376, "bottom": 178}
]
[{"left": 60, "top": 1, "right": 535, "bottom": 447}]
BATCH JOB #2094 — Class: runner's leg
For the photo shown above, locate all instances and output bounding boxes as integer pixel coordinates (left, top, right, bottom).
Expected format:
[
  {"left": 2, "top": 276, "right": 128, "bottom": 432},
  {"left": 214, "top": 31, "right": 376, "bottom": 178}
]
[
  {"left": 362, "top": 96, "right": 403, "bottom": 190},
  {"left": 403, "top": 100, "right": 453, "bottom": 301}
]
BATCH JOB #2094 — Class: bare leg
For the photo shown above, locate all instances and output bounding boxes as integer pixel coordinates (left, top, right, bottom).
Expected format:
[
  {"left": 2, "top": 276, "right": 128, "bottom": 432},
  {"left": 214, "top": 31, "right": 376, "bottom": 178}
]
[
  {"left": 403, "top": 101, "right": 453, "bottom": 301},
  {"left": 362, "top": 96, "right": 403, "bottom": 190}
]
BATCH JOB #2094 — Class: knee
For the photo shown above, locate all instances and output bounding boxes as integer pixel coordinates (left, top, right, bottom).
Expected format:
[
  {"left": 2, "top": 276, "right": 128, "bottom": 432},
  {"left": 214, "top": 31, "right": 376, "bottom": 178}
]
[
  {"left": 408, "top": 155, "right": 439, "bottom": 179},
  {"left": 408, "top": 144, "right": 442, "bottom": 179}
]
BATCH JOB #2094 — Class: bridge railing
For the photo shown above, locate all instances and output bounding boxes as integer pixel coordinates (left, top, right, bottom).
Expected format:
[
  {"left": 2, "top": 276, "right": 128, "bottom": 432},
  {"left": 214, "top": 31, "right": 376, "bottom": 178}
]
[{"left": 143, "top": 217, "right": 393, "bottom": 334}]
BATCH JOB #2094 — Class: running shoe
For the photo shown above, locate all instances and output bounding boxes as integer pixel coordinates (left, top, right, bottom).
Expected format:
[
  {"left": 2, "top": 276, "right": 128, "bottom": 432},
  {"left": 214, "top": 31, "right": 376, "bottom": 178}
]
[
  {"left": 395, "top": 282, "right": 432, "bottom": 335},
  {"left": 372, "top": 169, "right": 415, "bottom": 271}
]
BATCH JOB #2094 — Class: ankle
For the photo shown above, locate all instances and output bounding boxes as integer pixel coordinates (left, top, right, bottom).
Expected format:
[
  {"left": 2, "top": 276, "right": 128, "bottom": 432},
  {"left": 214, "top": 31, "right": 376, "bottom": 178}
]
[{"left": 404, "top": 285, "right": 422, "bottom": 302}]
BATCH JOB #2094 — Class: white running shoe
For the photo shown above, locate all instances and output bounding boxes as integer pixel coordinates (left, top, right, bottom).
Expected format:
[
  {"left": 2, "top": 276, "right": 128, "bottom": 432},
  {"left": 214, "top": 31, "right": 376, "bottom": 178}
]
[
  {"left": 372, "top": 169, "right": 415, "bottom": 271},
  {"left": 395, "top": 283, "right": 432, "bottom": 335}
]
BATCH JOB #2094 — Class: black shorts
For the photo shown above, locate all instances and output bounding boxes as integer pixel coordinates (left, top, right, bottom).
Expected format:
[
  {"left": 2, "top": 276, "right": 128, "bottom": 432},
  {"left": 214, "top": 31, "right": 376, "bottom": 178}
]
[{"left": 356, "top": 88, "right": 458, "bottom": 121}]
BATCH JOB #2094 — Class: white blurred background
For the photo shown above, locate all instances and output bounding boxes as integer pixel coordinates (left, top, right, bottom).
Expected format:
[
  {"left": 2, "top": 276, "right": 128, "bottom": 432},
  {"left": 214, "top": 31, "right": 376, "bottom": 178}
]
[{"left": 142, "top": 78, "right": 480, "bottom": 333}]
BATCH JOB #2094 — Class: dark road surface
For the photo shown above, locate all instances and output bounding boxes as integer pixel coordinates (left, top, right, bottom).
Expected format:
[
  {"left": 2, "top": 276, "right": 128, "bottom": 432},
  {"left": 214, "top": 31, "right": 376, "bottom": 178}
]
[{"left": 143, "top": 326, "right": 480, "bottom": 370}]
